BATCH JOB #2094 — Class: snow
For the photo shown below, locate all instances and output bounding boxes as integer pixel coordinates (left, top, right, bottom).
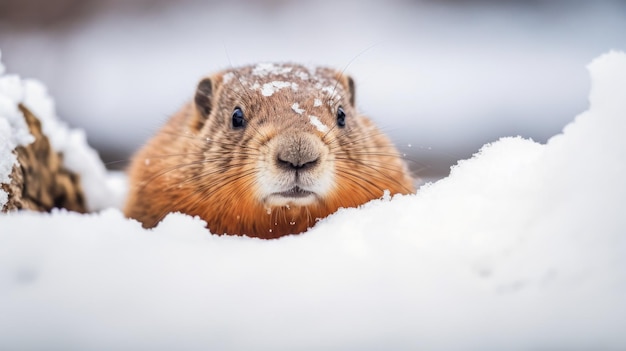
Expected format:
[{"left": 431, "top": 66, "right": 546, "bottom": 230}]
[
  {"left": 0, "top": 48, "right": 35, "bottom": 208},
  {"left": 291, "top": 102, "right": 304, "bottom": 115},
  {"left": 0, "top": 118, "right": 16, "bottom": 207},
  {"left": 0, "top": 51, "right": 625, "bottom": 350},
  {"left": 320, "top": 85, "right": 342, "bottom": 99},
  {"left": 308, "top": 115, "right": 329, "bottom": 133},
  {"left": 295, "top": 71, "right": 309, "bottom": 81},
  {"left": 252, "top": 62, "right": 293, "bottom": 77},
  {"left": 0, "top": 74, "right": 34, "bottom": 147},
  {"left": 260, "top": 81, "right": 298, "bottom": 97},
  {"left": 222, "top": 72, "right": 235, "bottom": 84}
]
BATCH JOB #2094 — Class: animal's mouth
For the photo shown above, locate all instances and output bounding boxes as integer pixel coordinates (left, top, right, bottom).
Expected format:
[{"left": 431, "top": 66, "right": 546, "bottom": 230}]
[{"left": 273, "top": 186, "right": 314, "bottom": 198}]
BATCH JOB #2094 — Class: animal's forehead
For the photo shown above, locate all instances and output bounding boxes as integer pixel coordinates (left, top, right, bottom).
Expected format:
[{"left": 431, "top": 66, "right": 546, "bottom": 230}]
[{"left": 221, "top": 63, "right": 346, "bottom": 100}]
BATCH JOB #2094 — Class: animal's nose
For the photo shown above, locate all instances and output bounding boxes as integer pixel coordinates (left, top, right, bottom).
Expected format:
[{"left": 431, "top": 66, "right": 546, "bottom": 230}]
[
  {"left": 276, "top": 136, "right": 320, "bottom": 171},
  {"left": 277, "top": 152, "right": 319, "bottom": 171}
]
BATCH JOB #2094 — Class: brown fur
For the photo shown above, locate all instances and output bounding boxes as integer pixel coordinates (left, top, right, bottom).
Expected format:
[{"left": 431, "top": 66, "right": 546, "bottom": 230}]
[{"left": 124, "top": 63, "right": 414, "bottom": 238}]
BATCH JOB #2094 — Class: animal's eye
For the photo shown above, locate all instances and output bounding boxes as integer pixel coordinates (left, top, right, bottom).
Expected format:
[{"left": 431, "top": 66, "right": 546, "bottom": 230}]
[
  {"left": 336, "top": 106, "right": 346, "bottom": 128},
  {"left": 232, "top": 107, "right": 246, "bottom": 129}
]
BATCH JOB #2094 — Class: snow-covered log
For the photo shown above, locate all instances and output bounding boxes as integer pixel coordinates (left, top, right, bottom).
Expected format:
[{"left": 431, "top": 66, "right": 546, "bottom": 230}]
[{"left": 1, "top": 104, "right": 86, "bottom": 213}]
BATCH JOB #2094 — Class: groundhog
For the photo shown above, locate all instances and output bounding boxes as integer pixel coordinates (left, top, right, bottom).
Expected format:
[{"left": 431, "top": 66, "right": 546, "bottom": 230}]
[{"left": 124, "top": 63, "right": 415, "bottom": 238}]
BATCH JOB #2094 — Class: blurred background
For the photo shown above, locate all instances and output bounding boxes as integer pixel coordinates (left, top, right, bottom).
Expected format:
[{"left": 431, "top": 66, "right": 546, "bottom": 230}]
[{"left": 1, "top": 0, "right": 625, "bottom": 181}]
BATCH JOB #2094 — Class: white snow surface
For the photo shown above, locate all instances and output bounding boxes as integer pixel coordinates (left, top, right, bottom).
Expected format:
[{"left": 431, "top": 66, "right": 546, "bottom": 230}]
[
  {"left": 0, "top": 51, "right": 625, "bottom": 350},
  {"left": 0, "top": 51, "right": 124, "bottom": 211}
]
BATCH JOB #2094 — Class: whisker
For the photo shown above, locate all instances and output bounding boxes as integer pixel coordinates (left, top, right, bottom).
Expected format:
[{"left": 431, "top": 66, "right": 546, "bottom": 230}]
[
  {"left": 333, "top": 166, "right": 383, "bottom": 199},
  {"left": 335, "top": 152, "right": 426, "bottom": 168},
  {"left": 165, "top": 162, "right": 258, "bottom": 191},
  {"left": 105, "top": 159, "right": 131, "bottom": 167},
  {"left": 335, "top": 159, "right": 414, "bottom": 194},
  {"left": 329, "top": 42, "right": 381, "bottom": 107},
  {"left": 159, "top": 130, "right": 260, "bottom": 151}
]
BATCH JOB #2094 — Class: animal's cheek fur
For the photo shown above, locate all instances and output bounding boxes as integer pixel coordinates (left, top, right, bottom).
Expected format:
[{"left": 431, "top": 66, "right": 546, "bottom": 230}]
[{"left": 251, "top": 143, "right": 280, "bottom": 200}]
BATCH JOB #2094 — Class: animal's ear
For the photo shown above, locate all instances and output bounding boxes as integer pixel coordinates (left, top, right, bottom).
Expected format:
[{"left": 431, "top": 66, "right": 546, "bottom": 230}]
[
  {"left": 192, "top": 76, "right": 217, "bottom": 130},
  {"left": 336, "top": 73, "right": 356, "bottom": 107}
]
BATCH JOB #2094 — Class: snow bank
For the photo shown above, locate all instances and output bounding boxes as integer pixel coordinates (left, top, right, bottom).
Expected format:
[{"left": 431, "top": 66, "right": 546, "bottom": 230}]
[
  {"left": 0, "top": 49, "right": 123, "bottom": 210},
  {"left": 0, "top": 51, "right": 625, "bottom": 350}
]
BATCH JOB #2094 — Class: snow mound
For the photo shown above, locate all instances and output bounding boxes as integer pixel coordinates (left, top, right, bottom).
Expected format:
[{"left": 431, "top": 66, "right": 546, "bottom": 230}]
[
  {"left": 0, "top": 49, "right": 123, "bottom": 210},
  {"left": 0, "top": 52, "right": 625, "bottom": 350}
]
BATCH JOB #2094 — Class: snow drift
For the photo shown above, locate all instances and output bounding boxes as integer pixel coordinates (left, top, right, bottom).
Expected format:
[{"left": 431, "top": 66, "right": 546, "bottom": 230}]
[{"left": 1, "top": 51, "right": 625, "bottom": 350}]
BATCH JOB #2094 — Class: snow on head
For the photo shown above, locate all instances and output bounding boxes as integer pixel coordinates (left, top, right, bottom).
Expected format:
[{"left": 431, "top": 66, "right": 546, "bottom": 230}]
[
  {"left": 1, "top": 52, "right": 626, "bottom": 350},
  {"left": 222, "top": 72, "right": 235, "bottom": 84},
  {"left": 320, "top": 84, "right": 343, "bottom": 101},
  {"left": 308, "top": 115, "right": 329, "bottom": 133},
  {"left": 252, "top": 62, "right": 293, "bottom": 77},
  {"left": 260, "top": 81, "right": 298, "bottom": 97},
  {"left": 291, "top": 102, "right": 305, "bottom": 115},
  {"left": 233, "top": 64, "right": 348, "bottom": 109},
  {"left": 295, "top": 71, "right": 309, "bottom": 81}
]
